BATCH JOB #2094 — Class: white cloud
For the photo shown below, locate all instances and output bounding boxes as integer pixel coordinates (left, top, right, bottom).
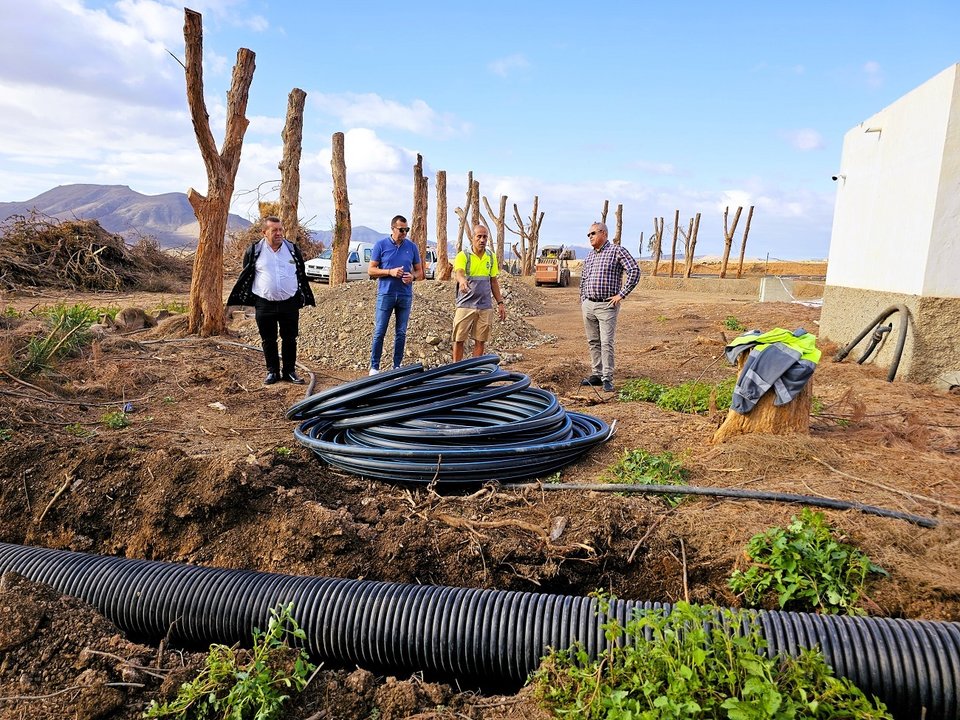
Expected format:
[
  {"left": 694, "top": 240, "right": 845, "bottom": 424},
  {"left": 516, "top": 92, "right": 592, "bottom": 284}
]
[
  {"left": 782, "top": 128, "right": 825, "bottom": 152},
  {"left": 488, "top": 54, "right": 530, "bottom": 77},
  {"left": 309, "top": 92, "right": 470, "bottom": 139},
  {"left": 627, "top": 160, "right": 681, "bottom": 176},
  {"left": 863, "top": 60, "right": 883, "bottom": 88}
]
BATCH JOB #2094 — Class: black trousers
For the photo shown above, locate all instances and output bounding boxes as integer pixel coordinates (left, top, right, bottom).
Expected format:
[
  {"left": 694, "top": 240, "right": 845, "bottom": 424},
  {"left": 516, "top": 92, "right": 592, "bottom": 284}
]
[{"left": 253, "top": 296, "right": 300, "bottom": 374}]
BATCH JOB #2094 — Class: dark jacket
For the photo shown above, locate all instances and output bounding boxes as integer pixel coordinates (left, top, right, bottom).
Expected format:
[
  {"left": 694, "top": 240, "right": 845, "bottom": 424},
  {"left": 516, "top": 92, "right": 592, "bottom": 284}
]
[{"left": 227, "top": 239, "right": 316, "bottom": 308}]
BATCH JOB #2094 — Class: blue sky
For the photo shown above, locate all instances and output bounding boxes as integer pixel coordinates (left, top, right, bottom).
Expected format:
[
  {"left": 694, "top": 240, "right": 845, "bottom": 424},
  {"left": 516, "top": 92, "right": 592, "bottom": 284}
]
[{"left": 1, "top": 1, "right": 958, "bottom": 259}]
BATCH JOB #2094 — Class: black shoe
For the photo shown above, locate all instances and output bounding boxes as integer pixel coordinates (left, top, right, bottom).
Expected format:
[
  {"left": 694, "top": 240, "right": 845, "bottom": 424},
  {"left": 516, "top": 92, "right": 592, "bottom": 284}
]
[
  {"left": 602, "top": 379, "right": 615, "bottom": 393},
  {"left": 264, "top": 372, "right": 280, "bottom": 385},
  {"left": 282, "top": 371, "right": 305, "bottom": 385},
  {"left": 580, "top": 375, "right": 602, "bottom": 387}
]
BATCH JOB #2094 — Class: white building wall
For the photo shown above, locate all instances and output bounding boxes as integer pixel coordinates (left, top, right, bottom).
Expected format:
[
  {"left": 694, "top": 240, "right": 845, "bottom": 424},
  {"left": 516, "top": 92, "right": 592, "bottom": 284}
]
[{"left": 826, "top": 64, "right": 959, "bottom": 298}]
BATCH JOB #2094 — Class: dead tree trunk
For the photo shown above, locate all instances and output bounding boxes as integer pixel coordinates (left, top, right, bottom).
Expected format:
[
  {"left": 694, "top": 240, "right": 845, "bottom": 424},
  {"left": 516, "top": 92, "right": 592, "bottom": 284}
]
[
  {"left": 600, "top": 200, "right": 609, "bottom": 225},
  {"left": 613, "top": 204, "right": 623, "bottom": 246},
  {"left": 183, "top": 8, "right": 254, "bottom": 337},
  {"left": 506, "top": 198, "right": 544, "bottom": 276},
  {"left": 650, "top": 217, "right": 664, "bottom": 276},
  {"left": 719, "top": 206, "right": 743, "bottom": 279},
  {"left": 736, "top": 205, "right": 755, "bottom": 279},
  {"left": 683, "top": 213, "right": 701, "bottom": 278},
  {"left": 712, "top": 353, "right": 812, "bottom": 443},
  {"left": 436, "top": 171, "right": 452, "bottom": 281},
  {"left": 669, "top": 209, "right": 679, "bottom": 278},
  {"left": 454, "top": 171, "right": 473, "bottom": 255},
  {"left": 482, "top": 194, "right": 508, "bottom": 265},
  {"left": 278, "top": 88, "right": 306, "bottom": 253},
  {"left": 412, "top": 154, "right": 428, "bottom": 270},
  {"left": 471, "top": 180, "right": 480, "bottom": 230},
  {"left": 329, "top": 132, "right": 351, "bottom": 286}
]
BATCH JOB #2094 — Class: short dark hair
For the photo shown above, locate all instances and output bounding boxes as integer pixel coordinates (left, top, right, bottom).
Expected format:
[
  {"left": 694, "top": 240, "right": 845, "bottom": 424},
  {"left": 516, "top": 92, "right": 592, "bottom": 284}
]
[
  {"left": 391, "top": 215, "right": 407, "bottom": 228},
  {"left": 262, "top": 215, "right": 281, "bottom": 225}
]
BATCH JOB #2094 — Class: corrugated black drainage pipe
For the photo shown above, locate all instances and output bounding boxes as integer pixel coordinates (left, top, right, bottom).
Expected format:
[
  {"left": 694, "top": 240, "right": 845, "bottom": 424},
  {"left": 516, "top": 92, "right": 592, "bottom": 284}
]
[{"left": 0, "top": 543, "right": 956, "bottom": 720}]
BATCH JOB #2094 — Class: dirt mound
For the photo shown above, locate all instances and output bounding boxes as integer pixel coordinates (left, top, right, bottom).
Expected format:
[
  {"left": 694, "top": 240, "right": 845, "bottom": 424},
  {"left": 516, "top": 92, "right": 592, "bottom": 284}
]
[
  {"left": 0, "top": 214, "right": 191, "bottom": 293},
  {"left": 234, "top": 275, "right": 554, "bottom": 371}
]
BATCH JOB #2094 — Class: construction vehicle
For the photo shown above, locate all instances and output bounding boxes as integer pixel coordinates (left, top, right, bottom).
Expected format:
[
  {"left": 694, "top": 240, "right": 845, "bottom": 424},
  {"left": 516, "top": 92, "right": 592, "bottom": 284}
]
[{"left": 534, "top": 245, "right": 574, "bottom": 287}]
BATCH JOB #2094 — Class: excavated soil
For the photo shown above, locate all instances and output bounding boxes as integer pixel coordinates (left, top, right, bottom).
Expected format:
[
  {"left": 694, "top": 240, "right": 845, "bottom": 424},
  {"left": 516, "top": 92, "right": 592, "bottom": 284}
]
[{"left": 0, "top": 269, "right": 958, "bottom": 719}]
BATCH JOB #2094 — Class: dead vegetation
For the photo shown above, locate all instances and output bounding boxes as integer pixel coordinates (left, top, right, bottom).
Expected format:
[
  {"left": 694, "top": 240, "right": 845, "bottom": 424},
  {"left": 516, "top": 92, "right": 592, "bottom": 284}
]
[{"left": 0, "top": 214, "right": 191, "bottom": 293}]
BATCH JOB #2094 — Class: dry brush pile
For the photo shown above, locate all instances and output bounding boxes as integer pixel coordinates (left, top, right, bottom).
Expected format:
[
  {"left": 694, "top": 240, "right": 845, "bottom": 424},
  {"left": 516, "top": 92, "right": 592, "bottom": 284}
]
[{"left": 0, "top": 214, "right": 191, "bottom": 293}]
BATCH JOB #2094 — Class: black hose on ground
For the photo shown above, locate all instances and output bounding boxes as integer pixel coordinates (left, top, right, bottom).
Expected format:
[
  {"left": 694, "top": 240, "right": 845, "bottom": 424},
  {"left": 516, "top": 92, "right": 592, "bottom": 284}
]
[
  {"left": 834, "top": 305, "right": 910, "bottom": 382},
  {"left": 504, "top": 482, "right": 939, "bottom": 528},
  {"left": 288, "top": 356, "right": 614, "bottom": 485},
  {"left": 0, "top": 543, "right": 956, "bottom": 720}
]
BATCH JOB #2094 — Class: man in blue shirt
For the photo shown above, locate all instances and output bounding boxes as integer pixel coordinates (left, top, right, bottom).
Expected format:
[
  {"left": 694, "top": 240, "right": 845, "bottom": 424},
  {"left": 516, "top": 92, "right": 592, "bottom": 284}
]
[
  {"left": 579, "top": 221, "right": 640, "bottom": 393},
  {"left": 367, "top": 215, "right": 423, "bottom": 374}
]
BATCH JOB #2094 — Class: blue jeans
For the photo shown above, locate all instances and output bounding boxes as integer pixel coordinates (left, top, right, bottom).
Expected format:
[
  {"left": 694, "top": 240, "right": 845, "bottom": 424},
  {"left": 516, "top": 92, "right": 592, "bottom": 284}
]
[{"left": 370, "top": 293, "right": 413, "bottom": 369}]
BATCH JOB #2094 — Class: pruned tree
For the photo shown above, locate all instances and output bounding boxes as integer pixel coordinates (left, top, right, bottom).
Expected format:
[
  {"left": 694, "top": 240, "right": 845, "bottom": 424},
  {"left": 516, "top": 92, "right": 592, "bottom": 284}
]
[
  {"left": 482, "top": 194, "right": 508, "bottom": 265},
  {"left": 669, "top": 209, "right": 679, "bottom": 278},
  {"left": 454, "top": 171, "right": 473, "bottom": 255},
  {"left": 329, "top": 131, "right": 350, "bottom": 286},
  {"left": 278, "top": 88, "right": 305, "bottom": 256},
  {"left": 183, "top": 8, "right": 255, "bottom": 337},
  {"left": 435, "top": 171, "right": 452, "bottom": 281},
  {"left": 506, "top": 197, "right": 544, "bottom": 275},
  {"left": 600, "top": 199, "right": 609, "bottom": 225},
  {"left": 648, "top": 216, "right": 664, "bottom": 276},
  {"left": 412, "top": 154, "right": 428, "bottom": 271},
  {"left": 680, "top": 212, "right": 701, "bottom": 278},
  {"left": 613, "top": 203, "right": 623, "bottom": 246},
  {"left": 736, "top": 205, "right": 755, "bottom": 279},
  {"left": 719, "top": 205, "right": 743, "bottom": 279},
  {"left": 471, "top": 179, "right": 480, "bottom": 230}
]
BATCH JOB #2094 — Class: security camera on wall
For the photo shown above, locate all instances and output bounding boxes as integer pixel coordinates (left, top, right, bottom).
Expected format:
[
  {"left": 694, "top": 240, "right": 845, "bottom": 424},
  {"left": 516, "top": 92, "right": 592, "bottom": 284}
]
[{"left": 832, "top": 173, "right": 846, "bottom": 182}]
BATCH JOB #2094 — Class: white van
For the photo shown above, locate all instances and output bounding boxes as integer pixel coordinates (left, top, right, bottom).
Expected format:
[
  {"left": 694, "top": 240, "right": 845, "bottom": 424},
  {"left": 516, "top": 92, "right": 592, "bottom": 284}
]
[{"left": 304, "top": 241, "right": 373, "bottom": 282}]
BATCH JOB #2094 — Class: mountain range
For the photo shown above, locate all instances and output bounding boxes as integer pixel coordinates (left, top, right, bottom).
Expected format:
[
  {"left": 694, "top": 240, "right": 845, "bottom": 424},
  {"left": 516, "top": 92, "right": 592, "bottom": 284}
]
[{"left": 0, "top": 184, "right": 390, "bottom": 249}]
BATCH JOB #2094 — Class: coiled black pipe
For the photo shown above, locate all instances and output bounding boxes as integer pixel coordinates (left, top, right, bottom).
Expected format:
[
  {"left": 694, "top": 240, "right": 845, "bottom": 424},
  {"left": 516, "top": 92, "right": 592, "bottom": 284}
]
[
  {"left": 834, "top": 305, "right": 910, "bottom": 382},
  {"left": 288, "top": 356, "right": 614, "bottom": 485},
  {"left": 504, "top": 482, "right": 939, "bottom": 528},
  {"left": 0, "top": 544, "right": 956, "bottom": 719}
]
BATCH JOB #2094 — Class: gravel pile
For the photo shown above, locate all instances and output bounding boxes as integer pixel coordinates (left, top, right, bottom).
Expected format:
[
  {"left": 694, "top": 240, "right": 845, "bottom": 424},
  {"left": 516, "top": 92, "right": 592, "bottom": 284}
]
[{"left": 235, "top": 276, "right": 555, "bottom": 371}]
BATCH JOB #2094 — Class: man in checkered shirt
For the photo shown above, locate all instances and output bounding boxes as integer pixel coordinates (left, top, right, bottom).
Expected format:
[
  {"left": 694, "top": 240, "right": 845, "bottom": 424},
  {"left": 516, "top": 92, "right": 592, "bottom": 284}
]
[{"left": 579, "top": 222, "right": 641, "bottom": 393}]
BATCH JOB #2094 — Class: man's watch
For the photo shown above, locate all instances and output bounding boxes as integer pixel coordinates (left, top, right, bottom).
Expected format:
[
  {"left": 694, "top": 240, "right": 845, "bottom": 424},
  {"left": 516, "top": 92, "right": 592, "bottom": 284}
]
[{"left": 497, "top": 301, "right": 504, "bottom": 305}]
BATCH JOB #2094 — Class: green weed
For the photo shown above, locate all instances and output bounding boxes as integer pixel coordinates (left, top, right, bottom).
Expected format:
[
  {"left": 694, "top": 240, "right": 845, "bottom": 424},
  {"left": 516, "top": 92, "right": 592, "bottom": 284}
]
[
  {"left": 729, "top": 508, "right": 887, "bottom": 615},
  {"left": 533, "top": 597, "right": 892, "bottom": 719},
  {"left": 101, "top": 411, "right": 130, "bottom": 429},
  {"left": 163, "top": 396, "right": 176, "bottom": 405},
  {"left": 18, "top": 303, "right": 97, "bottom": 376},
  {"left": 656, "top": 314, "right": 668, "bottom": 324},
  {"left": 65, "top": 423, "right": 94, "bottom": 438},
  {"left": 811, "top": 396, "right": 825, "bottom": 415},
  {"left": 275, "top": 446, "right": 292, "bottom": 457},
  {"left": 617, "top": 378, "right": 667, "bottom": 403},
  {"left": 154, "top": 300, "right": 188, "bottom": 314},
  {"left": 724, "top": 315, "right": 746, "bottom": 331},
  {"left": 656, "top": 376, "right": 736, "bottom": 414},
  {"left": 0, "top": 428, "right": 12, "bottom": 442},
  {"left": 144, "top": 602, "right": 315, "bottom": 720},
  {"left": 605, "top": 449, "right": 688, "bottom": 507}
]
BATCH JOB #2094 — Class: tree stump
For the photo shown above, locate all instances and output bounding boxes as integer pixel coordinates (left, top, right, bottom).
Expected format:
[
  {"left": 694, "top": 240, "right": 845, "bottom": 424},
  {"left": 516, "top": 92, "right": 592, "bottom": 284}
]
[{"left": 711, "top": 354, "right": 813, "bottom": 443}]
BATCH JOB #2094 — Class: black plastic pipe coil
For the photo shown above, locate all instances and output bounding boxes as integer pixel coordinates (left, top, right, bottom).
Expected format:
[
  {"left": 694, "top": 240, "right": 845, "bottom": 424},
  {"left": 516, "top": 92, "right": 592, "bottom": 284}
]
[
  {"left": 0, "top": 543, "right": 956, "bottom": 719},
  {"left": 286, "top": 355, "right": 614, "bottom": 485}
]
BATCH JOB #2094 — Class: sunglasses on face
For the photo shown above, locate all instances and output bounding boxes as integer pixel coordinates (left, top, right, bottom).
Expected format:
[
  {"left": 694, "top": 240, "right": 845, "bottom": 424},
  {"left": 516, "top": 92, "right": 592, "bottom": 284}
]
[
  {"left": 395, "top": 227, "right": 410, "bottom": 233},
  {"left": 587, "top": 231, "right": 600, "bottom": 238}
]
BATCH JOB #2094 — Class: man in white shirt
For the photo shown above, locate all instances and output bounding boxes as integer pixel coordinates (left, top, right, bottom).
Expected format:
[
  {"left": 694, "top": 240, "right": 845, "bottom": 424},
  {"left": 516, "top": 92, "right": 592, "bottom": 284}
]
[{"left": 227, "top": 216, "right": 316, "bottom": 385}]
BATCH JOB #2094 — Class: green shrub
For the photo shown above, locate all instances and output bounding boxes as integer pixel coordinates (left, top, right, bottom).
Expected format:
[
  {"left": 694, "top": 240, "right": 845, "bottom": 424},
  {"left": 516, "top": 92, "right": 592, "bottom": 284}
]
[
  {"left": 656, "top": 376, "right": 736, "bottom": 414},
  {"left": 0, "top": 428, "right": 12, "bottom": 442},
  {"left": 605, "top": 449, "right": 688, "bottom": 507},
  {"left": 724, "top": 315, "right": 746, "bottom": 331},
  {"left": 18, "top": 303, "right": 98, "bottom": 376},
  {"left": 533, "top": 597, "right": 891, "bottom": 719},
  {"left": 144, "top": 603, "right": 315, "bottom": 720},
  {"left": 101, "top": 411, "right": 130, "bottom": 429},
  {"left": 729, "top": 508, "right": 886, "bottom": 615},
  {"left": 617, "top": 378, "right": 668, "bottom": 403}
]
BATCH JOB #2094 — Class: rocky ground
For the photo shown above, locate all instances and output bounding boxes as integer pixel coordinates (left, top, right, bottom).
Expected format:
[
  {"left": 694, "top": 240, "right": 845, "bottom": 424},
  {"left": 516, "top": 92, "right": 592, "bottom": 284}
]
[{"left": 0, "top": 269, "right": 957, "bottom": 719}]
